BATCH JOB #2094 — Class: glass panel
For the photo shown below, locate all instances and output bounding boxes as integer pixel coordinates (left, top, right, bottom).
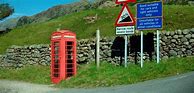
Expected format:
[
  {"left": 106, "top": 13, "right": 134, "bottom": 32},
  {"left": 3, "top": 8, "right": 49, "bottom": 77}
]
[
  {"left": 67, "top": 60, "right": 73, "bottom": 64},
  {"left": 54, "top": 69, "right": 59, "bottom": 72},
  {"left": 53, "top": 42, "right": 60, "bottom": 77},
  {"left": 66, "top": 41, "right": 74, "bottom": 77},
  {"left": 54, "top": 64, "right": 59, "bottom": 68},
  {"left": 67, "top": 69, "right": 73, "bottom": 72},
  {"left": 67, "top": 64, "right": 73, "bottom": 68},
  {"left": 54, "top": 74, "right": 59, "bottom": 77},
  {"left": 67, "top": 42, "right": 73, "bottom": 45}
]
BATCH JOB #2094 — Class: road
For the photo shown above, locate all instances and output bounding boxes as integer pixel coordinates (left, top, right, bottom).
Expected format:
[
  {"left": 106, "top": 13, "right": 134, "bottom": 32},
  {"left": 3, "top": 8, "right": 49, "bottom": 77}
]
[{"left": 54, "top": 71, "right": 194, "bottom": 93}]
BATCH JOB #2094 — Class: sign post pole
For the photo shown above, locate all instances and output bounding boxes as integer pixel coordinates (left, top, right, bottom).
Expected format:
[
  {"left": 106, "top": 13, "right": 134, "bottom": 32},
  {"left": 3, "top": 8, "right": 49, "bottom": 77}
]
[
  {"left": 124, "top": 35, "right": 128, "bottom": 68},
  {"left": 96, "top": 29, "right": 100, "bottom": 68},
  {"left": 140, "top": 31, "right": 143, "bottom": 68},
  {"left": 115, "top": 1, "right": 136, "bottom": 68},
  {"left": 157, "top": 30, "right": 160, "bottom": 63},
  {"left": 137, "top": 1, "right": 163, "bottom": 67}
]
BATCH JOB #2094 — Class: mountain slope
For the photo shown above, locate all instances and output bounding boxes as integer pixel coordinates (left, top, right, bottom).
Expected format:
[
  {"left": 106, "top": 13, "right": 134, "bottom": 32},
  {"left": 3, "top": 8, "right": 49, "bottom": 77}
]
[
  {"left": 0, "top": 5, "right": 194, "bottom": 54},
  {"left": 0, "top": 17, "right": 19, "bottom": 32},
  {"left": 16, "top": 0, "right": 111, "bottom": 26}
]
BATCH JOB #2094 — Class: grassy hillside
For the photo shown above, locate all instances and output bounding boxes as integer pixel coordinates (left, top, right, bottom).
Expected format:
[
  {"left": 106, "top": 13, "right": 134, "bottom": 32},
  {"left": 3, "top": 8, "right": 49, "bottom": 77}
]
[
  {"left": 0, "top": 57, "right": 194, "bottom": 88},
  {"left": 0, "top": 5, "right": 194, "bottom": 54}
]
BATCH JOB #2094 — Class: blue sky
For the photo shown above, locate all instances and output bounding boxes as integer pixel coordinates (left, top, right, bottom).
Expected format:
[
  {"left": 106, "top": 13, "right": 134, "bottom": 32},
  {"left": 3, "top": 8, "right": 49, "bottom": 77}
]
[{"left": 0, "top": 0, "right": 79, "bottom": 19}]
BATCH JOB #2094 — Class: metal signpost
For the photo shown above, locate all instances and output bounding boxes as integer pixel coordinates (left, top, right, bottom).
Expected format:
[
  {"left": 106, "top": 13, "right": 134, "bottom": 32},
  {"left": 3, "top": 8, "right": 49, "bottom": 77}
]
[
  {"left": 115, "top": 1, "right": 136, "bottom": 67},
  {"left": 96, "top": 29, "right": 100, "bottom": 68},
  {"left": 137, "top": 1, "right": 163, "bottom": 67}
]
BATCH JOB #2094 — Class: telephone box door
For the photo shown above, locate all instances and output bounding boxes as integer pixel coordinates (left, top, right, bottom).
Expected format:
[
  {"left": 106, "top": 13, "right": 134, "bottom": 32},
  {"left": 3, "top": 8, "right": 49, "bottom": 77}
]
[
  {"left": 65, "top": 40, "right": 76, "bottom": 78},
  {"left": 51, "top": 40, "right": 61, "bottom": 83}
]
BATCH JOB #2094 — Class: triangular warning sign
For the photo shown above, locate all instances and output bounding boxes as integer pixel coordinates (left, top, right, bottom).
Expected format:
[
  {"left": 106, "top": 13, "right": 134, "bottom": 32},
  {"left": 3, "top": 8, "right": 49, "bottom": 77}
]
[{"left": 115, "top": 4, "right": 136, "bottom": 26}]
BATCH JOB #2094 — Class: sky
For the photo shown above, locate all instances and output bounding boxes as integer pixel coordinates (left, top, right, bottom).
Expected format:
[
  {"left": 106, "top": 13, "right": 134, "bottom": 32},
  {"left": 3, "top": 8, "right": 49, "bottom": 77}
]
[{"left": 0, "top": 0, "right": 79, "bottom": 19}]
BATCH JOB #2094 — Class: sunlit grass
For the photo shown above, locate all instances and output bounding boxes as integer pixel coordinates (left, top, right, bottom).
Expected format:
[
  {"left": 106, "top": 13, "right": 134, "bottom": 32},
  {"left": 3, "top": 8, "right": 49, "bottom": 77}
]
[{"left": 1, "top": 57, "right": 192, "bottom": 88}]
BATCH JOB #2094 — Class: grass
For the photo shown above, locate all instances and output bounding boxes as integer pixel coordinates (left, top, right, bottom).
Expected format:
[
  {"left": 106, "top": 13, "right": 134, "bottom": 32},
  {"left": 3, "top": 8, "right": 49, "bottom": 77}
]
[
  {"left": 0, "top": 5, "right": 194, "bottom": 54},
  {"left": 0, "top": 65, "right": 51, "bottom": 84},
  {"left": 0, "top": 57, "right": 194, "bottom": 88}
]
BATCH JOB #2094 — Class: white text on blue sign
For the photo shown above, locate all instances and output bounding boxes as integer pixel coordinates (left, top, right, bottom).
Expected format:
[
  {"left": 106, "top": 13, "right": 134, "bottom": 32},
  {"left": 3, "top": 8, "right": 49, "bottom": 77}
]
[{"left": 137, "top": 2, "right": 162, "bottom": 18}]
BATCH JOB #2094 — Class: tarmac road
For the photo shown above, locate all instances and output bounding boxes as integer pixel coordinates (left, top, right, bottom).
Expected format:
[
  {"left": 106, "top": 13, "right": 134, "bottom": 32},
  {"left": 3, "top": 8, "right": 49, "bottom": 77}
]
[{"left": 55, "top": 71, "right": 194, "bottom": 93}]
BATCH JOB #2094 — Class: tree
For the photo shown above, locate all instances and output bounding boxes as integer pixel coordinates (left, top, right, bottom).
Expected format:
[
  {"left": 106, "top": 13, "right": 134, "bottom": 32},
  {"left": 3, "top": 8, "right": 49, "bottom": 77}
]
[{"left": 0, "top": 3, "right": 14, "bottom": 20}]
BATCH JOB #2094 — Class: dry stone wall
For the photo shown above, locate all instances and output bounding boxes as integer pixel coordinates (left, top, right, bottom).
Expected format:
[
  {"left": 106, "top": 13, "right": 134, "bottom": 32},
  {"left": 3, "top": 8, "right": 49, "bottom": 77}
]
[
  {"left": 0, "top": 28, "right": 194, "bottom": 68},
  {"left": 160, "top": 29, "right": 194, "bottom": 58},
  {"left": 0, "top": 45, "right": 50, "bottom": 68}
]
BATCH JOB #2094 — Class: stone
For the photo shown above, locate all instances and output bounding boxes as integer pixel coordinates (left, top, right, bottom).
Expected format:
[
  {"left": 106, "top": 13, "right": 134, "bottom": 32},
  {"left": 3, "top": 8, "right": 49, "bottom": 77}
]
[
  {"left": 169, "top": 50, "right": 177, "bottom": 56},
  {"left": 187, "top": 45, "right": 192, "bottom": 49},
  {"left": 183, "top": 42, "right": 189, "bottom": 45},
  {"left": 182, "top": 48, "right": 186, "bottom": 52},
  {"left": 167, "top": 36, "right": 172, "bottom": 39},
  {"left": 171, "top": 43, "right": 176, "bottom": 47},
  {"left": 177, "top": 30, "right": 182, "bottom": 35},
  {"left": 177, "top": 51, "right": 183, "bottom": 55},
  {"left": 181, "top": 37, "right": 187, "bottom": 42},
  {"left": 185, "top": 34, "right": 191, "bottom": 39},
  {"left": 173, "top": 35, "right": 179, "bottom": 39},
  {"left": 189, "top": 39, "right": 194, "bottom": 43},
  {"left": 163, "top": 47, "right": 169, "bottom": 52},
  {"left": 165, "top": 31, "right": 170, "bottom": 35},
  {"left": 192, "top": 34, "right": 194, "bottom": 38},
  {"left": 191, "top": 28, "right": 194, "bottom": 33},
  {"left": 161, "top": 42, "right": 166, "bottom": 46},
  {"left": 182, "top": 29, "right": 189, "bottom": 35},
  {"left": 162, "top": 36, "right": 168, "bottom": 42},
  {"left": 102, "top": 45, "right": 109, "bottom": 49},
  {"left": 191, "top": 42, "right": 194, "bottom": 46},
  {"left": 171, "top": 39, "right": 176, "bottom": 43},
  {"left": 186, "top": 50, "right": 192, "bottom": 56},
  {"left": 78, "top": 54, "right": 84, "bottom": 57},
  {"left": 170, "top": 31, "right": 175, "bottom": 35},
  {"left": 179, "top": 35, "right": 184, "bottom": 38},
  {"left": 18, "top": 64, "right": 23, "bottom": 68}
]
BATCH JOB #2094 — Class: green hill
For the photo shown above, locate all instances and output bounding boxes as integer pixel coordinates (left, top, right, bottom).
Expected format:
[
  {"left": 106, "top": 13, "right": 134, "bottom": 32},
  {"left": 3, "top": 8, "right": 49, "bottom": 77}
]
[{"left": 0, "top": 5, "right": 194, "bottom": 54}]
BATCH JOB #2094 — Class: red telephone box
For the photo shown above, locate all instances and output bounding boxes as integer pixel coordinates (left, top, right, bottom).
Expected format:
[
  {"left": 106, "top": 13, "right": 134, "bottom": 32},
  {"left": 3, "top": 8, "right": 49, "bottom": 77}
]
[{"left": 50, "top": 30, "right": 77, "bottom": 84}]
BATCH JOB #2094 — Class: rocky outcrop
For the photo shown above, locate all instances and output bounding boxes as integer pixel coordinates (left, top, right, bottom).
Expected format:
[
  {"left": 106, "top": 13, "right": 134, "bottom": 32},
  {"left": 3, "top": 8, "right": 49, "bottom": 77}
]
[
  {"left": 98, "top": 1, "right": 117, "bottom": 9},
  {"left": 16, "top": 0, "right": 111, "bottom": 26}
]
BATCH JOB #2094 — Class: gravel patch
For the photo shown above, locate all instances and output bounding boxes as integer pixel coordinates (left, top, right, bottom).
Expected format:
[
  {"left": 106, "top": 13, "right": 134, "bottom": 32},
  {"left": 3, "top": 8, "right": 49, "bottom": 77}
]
[{"left": 0, "top": 80, "right": 58, "bottom": 93}]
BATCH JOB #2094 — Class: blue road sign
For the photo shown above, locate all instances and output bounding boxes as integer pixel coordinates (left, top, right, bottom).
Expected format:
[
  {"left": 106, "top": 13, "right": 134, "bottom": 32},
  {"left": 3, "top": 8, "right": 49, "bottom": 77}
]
[
  {"left": 137, "top": 2, "right": 162, "bottom": 18},
  {"left": 136, "top": 1, "right": 163, "bottom": 30},
  {"left": 137, "top": 17, "right": 162, "bottom": 30}
]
